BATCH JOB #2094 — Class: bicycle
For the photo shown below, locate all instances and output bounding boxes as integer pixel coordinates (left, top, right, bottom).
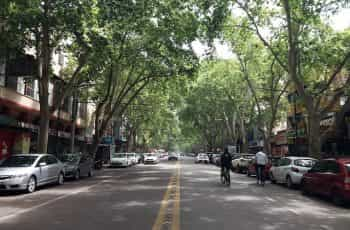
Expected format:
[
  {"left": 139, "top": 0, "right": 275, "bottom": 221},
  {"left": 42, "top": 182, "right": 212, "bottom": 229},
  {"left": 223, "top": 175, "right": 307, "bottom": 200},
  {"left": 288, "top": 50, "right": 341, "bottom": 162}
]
[{"left": 220, "top": 167, "right": 231, "bottom": 186}]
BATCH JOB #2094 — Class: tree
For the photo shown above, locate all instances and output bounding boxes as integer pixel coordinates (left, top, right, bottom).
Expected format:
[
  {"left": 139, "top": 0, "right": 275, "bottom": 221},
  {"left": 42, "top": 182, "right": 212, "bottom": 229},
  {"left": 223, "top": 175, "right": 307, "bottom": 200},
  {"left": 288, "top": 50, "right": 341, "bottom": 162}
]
[
  {"left": 4, "top": 0, "right": 96, "bottom": 152},
  {"left": 233, "top": 0, "right": 350, "bottom": 157},
  {"left": 223, "top": 18, "right": 289, "bottom": 154},
  {"left": 87, "top": 0, "right": 226, "bottom": 156}
]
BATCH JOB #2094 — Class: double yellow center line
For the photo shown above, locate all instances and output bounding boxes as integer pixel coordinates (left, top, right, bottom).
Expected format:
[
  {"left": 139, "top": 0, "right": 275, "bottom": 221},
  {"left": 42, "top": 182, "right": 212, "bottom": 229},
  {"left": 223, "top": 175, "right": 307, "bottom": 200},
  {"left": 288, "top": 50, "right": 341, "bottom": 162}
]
[{"left": 152, "top": 162, "right": 181, "bottom": 230}]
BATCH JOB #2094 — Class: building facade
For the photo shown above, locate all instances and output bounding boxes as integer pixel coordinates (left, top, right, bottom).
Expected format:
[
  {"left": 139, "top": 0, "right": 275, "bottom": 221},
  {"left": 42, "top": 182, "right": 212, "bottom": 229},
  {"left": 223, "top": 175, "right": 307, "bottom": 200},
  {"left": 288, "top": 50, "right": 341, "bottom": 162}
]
[{"left": 0, "top": 53, "right": 92, "bottom": 160}]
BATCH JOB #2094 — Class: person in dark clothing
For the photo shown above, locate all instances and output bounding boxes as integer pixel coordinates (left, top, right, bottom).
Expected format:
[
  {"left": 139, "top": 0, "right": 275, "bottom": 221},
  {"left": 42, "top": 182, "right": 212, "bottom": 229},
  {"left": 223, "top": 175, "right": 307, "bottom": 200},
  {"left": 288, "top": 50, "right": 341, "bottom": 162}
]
[{"left": 221, "top": 147, "right": 232, "bottom": 184}]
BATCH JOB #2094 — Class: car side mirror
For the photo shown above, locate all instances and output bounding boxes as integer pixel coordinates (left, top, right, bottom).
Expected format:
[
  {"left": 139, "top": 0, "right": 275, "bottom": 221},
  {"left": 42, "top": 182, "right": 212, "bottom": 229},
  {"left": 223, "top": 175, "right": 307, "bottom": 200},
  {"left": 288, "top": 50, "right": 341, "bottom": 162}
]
[{"left": 39, "top": 162, "right": 47, "bottom": 167}]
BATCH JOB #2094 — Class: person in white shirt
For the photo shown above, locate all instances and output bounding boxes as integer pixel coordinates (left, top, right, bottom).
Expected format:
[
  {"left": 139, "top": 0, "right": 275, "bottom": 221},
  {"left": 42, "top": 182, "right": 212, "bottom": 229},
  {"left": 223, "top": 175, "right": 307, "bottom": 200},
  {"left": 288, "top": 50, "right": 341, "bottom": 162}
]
[{"left": 255, "top": 151, "right": 268, "bottom": 185}]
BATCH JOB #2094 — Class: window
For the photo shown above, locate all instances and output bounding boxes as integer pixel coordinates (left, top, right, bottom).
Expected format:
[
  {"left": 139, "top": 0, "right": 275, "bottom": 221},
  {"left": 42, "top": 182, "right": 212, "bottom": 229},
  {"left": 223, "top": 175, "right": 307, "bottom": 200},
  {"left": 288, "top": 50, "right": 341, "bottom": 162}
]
[
  {"left": 24, "top": 78, "right": 35, "bottom": 98},
  {"left": 310, "top": 161, "right": 327, "bottom": 173},
  {"left": 294, "top": 159, "right": 316, "bottom": 168},
  {"left": 279, "top": 158, "right": 291, "bottom": 166},
  {"left": 37, "top": 156, "right": 48, "bottom": 167},
  {"left": 326, "top": 161, "right": 340, "bottom": 174},
  {"left": 47, "top": 156, "right": 58, "bottom": 165}
]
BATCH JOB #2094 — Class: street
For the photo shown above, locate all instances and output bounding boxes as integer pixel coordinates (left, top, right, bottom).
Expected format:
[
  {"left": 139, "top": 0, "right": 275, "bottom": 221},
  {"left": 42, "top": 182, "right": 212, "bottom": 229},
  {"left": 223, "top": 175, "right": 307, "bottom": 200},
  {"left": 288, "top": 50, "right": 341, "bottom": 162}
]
[{"left": 1, "top": 157, "right": 349, "bottom": 230}]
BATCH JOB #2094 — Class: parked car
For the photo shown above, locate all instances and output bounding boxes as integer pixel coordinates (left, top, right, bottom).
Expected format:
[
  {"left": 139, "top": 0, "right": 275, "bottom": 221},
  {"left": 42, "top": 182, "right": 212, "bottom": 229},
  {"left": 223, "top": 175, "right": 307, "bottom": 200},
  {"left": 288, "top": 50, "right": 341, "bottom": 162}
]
[
  {"left": 246, "top": 156, "right": 280, "bottom": 178},
  {"left": 135, "top": 153, "right": 143, "bottom": 164},
  {"left": 60, "top": 153, "right": 93, "bottom": 180},
  {"left": 144, "top": 153, "right": 159, "bottom": 164},
  {"left": 206, "top": 152, "right": 214, "bottom": 164},
  {"left": 301, "top": 158, "right": 350, "bottom": 205},
  {"left": 209, "top": 153, "right": 219, "bottom": 164},
  {"left": 0, "top": 154, "right": 65, "bottom": 193},
  {"left": 127, "top": 153, "right": 137, "bottom": 165},
  {"left": 195, "top": 153, "right": 209, "bottom": 164},
  {"left": 231, "top": 154, "right": 255, "bottom": 173},
  {"left": 168, "top": 153, "right": 179, "bottom": 161},
  {"left": 110, "top": 153, "right": 132, "bottom": 167},
  {"left": 214, "top": 153, "right": 222, "bottom": 166},
  {"left": 269, "top": 156, "right": 317, "bottom": 188}
]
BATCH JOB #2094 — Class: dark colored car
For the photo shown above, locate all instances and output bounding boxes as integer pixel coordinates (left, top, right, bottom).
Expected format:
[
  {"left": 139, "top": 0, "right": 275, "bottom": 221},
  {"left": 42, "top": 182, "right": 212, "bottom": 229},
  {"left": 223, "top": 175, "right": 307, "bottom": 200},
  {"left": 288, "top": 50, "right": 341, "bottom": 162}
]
[
  {"left": 301, "top": 158, "right": 350, "bottom": 205},
  {"left": 168, "top": 153, "right": 179, "bottom": 161},
  {"left": 60, "top": 153, "right": 94, "bottom": 180}
]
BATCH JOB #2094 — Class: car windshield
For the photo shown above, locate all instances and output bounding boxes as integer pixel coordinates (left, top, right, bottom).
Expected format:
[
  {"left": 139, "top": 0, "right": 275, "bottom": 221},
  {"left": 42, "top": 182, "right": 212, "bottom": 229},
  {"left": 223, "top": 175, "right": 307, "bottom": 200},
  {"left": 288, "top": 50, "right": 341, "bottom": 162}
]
[
  {"left": 146, "top": 154, "right": 154, "bottom": 157},
  {"left": 61, "top": 154, "right": 80, "bottom": 163},
  {"left": 243, "top": 155, "right": 254, "bottom": 159},
  {"left": 112, "top": 153, "right": 126, "bottom": 158},
  {"left": 294, "top": 159, "right": 316, "bottom": 167},
  {"left": 0, "top": 155, "right": 38, "bottom": 167}
]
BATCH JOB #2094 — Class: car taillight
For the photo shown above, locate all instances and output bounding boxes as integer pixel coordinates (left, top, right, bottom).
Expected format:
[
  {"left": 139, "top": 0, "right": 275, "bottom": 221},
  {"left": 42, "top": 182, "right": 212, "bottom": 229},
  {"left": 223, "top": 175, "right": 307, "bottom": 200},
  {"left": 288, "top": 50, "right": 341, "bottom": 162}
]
[{"left": 291, "top": 167, "right": 299, "bottom": 173}]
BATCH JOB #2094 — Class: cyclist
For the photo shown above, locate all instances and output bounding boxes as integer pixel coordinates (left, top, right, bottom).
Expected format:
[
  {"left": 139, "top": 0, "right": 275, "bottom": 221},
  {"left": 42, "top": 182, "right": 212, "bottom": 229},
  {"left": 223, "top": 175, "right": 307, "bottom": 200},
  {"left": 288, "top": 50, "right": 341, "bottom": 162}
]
[{"left": 220, "top": 147, "right": 232, "bottom": 185}]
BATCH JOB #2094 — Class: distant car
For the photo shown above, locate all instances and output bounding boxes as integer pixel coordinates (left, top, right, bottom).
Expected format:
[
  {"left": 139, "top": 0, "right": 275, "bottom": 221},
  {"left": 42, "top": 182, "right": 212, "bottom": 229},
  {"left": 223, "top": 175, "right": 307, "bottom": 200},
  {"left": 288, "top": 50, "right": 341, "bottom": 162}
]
[
  {"left": 214, "top": 154, "right": 222, "bottom": 166},
  {"left": 110, "top": 153, "right": 132, "bottom": 167},
  {"left": 144, "top": 154, "right": 159, "bottom": 164},
  {"left": 168, "top": 153, "right": 179, "bottom": 161},
  {"left": 210, "top": 153, "right": 220, "bottom": 164},
  {"left": 301, "top": 158, "right": 350, "bottom": 205},
  {"left": 269, "top": 157, "right": 317, "bottom": 188},
  {"left": 135, "top": 153, "right": 143, "bottom": 164},
  {"left": 127, "top": 153, "right": 137, "bottom": 165},
  {"left": 231, "top": 154, "right": 255, "bottom": 173},
  {"left": 60, "top": 153, "right": 94, "bottom": 180},
  {"left": 0, "top": 154, "right": 65, "bottom": 193},
  {"left": 195, "top": 153, "right": 209, "bottom": 164}
]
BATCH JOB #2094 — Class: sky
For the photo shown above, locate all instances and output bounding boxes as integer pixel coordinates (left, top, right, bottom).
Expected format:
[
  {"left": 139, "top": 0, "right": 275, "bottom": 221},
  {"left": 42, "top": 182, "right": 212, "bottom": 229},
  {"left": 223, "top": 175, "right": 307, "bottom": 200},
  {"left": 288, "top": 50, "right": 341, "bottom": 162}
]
[{"left": 192, "top": 8, "right": 350, "bottom": 60}]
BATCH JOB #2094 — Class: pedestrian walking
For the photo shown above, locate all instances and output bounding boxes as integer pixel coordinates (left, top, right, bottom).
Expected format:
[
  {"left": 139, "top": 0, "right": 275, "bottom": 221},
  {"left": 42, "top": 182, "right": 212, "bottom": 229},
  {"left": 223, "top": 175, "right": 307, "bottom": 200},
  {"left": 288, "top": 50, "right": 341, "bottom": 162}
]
[{"left": 255, "top": 150, "right": 268, "bottom": 186}]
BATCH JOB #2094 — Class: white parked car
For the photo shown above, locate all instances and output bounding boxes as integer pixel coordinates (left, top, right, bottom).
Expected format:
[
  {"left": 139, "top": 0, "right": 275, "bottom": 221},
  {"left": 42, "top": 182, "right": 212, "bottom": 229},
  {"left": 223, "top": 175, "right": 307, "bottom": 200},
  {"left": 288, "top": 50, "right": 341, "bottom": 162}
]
[
  {"left": 127, "top": 153, "right": 137, "bottom": 165},
  {"left": 269, "top": 156, "right": 317, "bottom": 188},
  {"left": 144, "top": 154, "right": 159, "bottom": 164},
  {"left": 231, "top": 154, "right": 255, "bottom": 173},
  {"left": 195, "top": 153, "right": 209, "bottom": 164},
  {"left": 110, "top": 153, "right": 132, "bottom": 167}
]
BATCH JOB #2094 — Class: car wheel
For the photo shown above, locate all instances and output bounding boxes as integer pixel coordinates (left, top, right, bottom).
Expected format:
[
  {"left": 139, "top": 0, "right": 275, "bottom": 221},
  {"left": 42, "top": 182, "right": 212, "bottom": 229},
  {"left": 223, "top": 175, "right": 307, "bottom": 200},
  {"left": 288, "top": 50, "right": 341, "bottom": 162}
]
[
  {"left": 270, "top": 172, "right": 276, "bottom": 184},
  {"left": 27, "top": 176, "right": 36, "bottom": 193},
  {"left": 74, "top": 170, "right": 80, "bottom": 180},
  {"left": 88, "top": 168, "right": 93, "bottom": 177},
  {"left": 301, "top": 180, "right": 309, "bottom": 196},
  {"left": 286, "top": 176, "right": 293, "bottom": 189},
  {"left": 57, "top": 172, "right": 64, "bottom": 185}
]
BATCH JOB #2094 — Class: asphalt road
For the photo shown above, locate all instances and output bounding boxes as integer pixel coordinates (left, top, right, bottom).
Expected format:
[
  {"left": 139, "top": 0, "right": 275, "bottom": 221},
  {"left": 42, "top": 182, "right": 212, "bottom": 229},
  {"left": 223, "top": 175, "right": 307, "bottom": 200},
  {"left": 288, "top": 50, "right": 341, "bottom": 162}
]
[{"left": 0, "top": 157, "right": 349, "bottom": 230}]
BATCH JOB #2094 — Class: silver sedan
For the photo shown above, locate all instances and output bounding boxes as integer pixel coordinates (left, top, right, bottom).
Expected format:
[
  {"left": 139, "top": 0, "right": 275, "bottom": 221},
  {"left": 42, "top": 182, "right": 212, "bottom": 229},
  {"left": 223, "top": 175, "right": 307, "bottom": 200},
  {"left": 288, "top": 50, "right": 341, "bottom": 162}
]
[{"left": 0, "top": 154, "right": 65, "bottom": 193}]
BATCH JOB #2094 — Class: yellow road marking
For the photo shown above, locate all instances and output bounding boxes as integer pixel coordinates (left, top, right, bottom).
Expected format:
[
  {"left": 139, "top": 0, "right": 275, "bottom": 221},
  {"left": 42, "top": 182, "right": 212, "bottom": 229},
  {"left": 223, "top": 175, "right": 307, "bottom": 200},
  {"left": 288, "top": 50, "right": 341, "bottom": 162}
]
[
  {"left": 152, "top": 162, "right": 181, "bottom": 230},
  {"left": 171, "top": 164, "right": 180, "bottom": 230}
]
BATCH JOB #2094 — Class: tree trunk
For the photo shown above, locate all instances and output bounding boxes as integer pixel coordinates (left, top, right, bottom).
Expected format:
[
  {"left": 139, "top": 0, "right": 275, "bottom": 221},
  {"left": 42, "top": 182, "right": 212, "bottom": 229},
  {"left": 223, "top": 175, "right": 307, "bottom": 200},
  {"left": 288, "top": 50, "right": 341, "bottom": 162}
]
[
  {"left": 38, "top": 1, "right": 50, "bottom": 153},
  {"left": 308, "top": 111, "right": 321, "bottom": 158},
  {"left": 240, "top": 119, "right": 248, "bottom": 153}
]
